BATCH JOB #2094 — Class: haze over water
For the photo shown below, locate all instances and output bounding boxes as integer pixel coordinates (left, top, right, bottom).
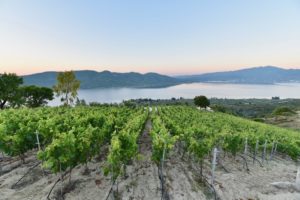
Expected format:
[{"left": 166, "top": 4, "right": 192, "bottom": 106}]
[{"left": 49, "top": 83, "right": 300, "bottom": 105}]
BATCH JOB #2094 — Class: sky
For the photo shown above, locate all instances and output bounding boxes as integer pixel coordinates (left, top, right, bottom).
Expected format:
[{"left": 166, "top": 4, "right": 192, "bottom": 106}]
[{"left": 0, "top": 0, "right": 300, "bottom": 76}]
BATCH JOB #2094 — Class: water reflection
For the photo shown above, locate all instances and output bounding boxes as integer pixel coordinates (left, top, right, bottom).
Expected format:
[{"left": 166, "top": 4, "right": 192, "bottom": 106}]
[{"left": 49, "top": 83, "right": 300, "bottom": 106}]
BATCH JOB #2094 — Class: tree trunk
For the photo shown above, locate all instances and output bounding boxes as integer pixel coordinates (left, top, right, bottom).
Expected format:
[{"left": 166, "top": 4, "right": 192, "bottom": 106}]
[
  {"left": 0, "top": 100, "right": 7, "bottom": 109},
  {"left": 65, "top": 93, "right": 69, "bottom": 106}
]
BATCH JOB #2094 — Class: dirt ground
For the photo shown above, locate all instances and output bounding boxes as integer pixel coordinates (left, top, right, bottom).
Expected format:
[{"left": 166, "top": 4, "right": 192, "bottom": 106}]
[
  {"left": 117, "top": 118, "right": 161, "bottom": 200},
  {"left": 213, "top": 154, "right": 300, "bottom": 200},
  {"left": 265, "top": 111, "right": 300, "bottom": 131},
  {"left": 1, "top": 122, "right": 300, "bottom": 200}
]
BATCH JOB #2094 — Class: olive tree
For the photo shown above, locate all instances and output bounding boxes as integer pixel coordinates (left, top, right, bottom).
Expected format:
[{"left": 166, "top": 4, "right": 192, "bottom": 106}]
[
  {"left": 194, "top": 95, "right": 210, "bottom": 109},
  {"left": 21, "top": 85, "right": 54, "bottom": 107},
  {"left": 0, "top": 73, "right": 23, "bottom": 109},
  {"left": 53, "top": 71, "right": 80, "bottom": 106}
]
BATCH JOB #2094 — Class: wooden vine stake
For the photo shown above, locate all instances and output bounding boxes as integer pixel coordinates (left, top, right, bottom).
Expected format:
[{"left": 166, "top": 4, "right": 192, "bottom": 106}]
[
  {"left": 269, "top": 141, "right": 275, "bottom": 161},
  {"left": 0, "top": 152, "right": 2, "bottom": 176},
  {"left": 60, "top": 162, "right": 63, "bottom": 198},
  {"left": 244, "top": 138, "right": 248, "bottom": 155},
  {"left": 0, "top": 151, "right": 4, "bottom": 175},
  {"left": 161, "top": 142, "right": 167, "bottom": 200},
  {"left": 296, "top": 168, "right": 300, "bottom": 186},
  {"left": 112, "top": 169, "right": 115, "bottom": 200},
  {"left": 211, "top": 147, "right": 219, "bottom": 185},
  {"left": 274, "top": 142, "right": 278, "bottom": 156},
  {"left": 35, "top": 130, "right": 41, "bottom": 151},
  {"left": 262, "top": 140, "right": 267, "bottom": 164},
  {"left": 35, "top": 130, "right": 45, "bottom": 176},
  {"left": 253, "top": 140, "right": 259, "bottom": 164}
]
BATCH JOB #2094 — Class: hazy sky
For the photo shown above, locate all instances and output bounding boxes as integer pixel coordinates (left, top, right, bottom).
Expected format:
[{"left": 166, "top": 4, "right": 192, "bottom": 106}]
[{"left": 0, "top": 0, "right": 300, "bottom": 75}]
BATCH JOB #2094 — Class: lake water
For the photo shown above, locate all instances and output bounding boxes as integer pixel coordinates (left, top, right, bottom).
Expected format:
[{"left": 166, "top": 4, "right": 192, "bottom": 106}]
[{"left": 49, "top": 83, "right": 300, "bottom": 105}]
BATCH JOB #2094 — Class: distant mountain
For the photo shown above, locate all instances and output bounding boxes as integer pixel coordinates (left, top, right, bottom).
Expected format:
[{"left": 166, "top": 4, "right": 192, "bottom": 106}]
[
  {"left": 177, "top": 66, "right": 300, "bottom": 84},
  {"left": 23, "top": 70, "right": 181, "bottom": 89},
  {"left": 22, "top": 66, "right": 300, "bottom": 89}
]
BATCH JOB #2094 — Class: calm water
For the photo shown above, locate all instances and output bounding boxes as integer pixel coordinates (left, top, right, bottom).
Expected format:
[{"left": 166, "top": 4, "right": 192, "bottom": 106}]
[{"left": 49, "top": 83, "right": 300, "bottom": 105}]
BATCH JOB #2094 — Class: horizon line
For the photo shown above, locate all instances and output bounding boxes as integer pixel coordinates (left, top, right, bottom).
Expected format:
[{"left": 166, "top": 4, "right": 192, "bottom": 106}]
[{"left": 9, "top": 65, "right": 300, "bottom": 77}]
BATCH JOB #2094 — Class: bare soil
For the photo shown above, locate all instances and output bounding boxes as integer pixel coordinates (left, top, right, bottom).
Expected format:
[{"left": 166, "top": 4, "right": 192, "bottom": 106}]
[
  {"left": 212, "top": 154, "right": 300, "bottom": 200},
  {"left": 265, "top": 111, "right": 300, "bottom": 131},
  {"left": 1, "top": 123, "right": 300, "bottom": 200}
]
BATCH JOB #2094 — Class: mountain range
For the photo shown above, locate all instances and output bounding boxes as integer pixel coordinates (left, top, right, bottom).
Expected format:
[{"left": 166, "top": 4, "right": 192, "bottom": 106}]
[
  {"left": 23, "top": 70, "right": 180, "bottom": 89},
  {"left": 177, "top": 66, "right": 300, "bottom": 84},
  {"left": 22, "top": 66, "right": 300, "bottom": 89}
]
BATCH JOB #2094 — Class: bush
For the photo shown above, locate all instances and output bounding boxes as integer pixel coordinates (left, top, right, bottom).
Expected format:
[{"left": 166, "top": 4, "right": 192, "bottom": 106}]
[
  {"left": 194, "top": 96, "right": 210, "bottom": 108},
  {"left": 272, "top": 106, "right": 296, "bottom": 116},
  {"left": 253, "top": 118, "right": 265, "bottom": 123},
  {"left": 211, "top": 105, "right": 227, "bottom": 113}
]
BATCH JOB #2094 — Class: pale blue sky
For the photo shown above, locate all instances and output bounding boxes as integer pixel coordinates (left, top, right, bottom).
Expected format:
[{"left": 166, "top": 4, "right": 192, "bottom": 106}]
[{"left": 0, "top": 0, "right": 300, "bottom": 75}]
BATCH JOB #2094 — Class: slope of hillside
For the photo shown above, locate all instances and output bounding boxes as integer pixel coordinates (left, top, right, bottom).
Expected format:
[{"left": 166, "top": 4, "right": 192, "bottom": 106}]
[
  {"left": 1, "top": 106, "right": 300, "bottom": 200},
  {"left": 23, "top": 70, "right": 181, "bottom": 89}
]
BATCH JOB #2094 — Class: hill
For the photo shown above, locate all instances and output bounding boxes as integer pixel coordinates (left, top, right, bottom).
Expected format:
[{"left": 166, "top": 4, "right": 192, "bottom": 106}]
[
  {"left": 177, "top": 66, "right": 300, "bottom": 84},
  {"left": 23, "top": 70, "right": 181, "bottom": 89},
  {"left": 22, "top": 66, "right": 300, "bottom": 89}
]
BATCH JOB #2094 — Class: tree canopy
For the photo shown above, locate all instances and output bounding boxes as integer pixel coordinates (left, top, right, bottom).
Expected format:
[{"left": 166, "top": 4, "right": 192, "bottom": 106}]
[
  {"left": 194, "top": 95, "right": 210, "bottom": 108},
  {"left": 53, "top": 71, "right": 80, "bottom": 106},
  {"left": 21, "top": 85, "right": 54, "bottom": 108},
  {"left": 0, "top": 73, "right": 23, "bottom": 109}
]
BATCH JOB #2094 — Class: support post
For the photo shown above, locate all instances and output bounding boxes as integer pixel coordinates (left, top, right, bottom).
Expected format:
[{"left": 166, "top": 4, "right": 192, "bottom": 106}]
[
  {"left": 253, "top": 140, "right": 259, "bottom": 164},
  {"left": 36, "top": 130, "right": 45, "bottom": 176},
  {"left": 211, "top": 147, "right": 219, "bottom": 185},
  {"left": 60, "top": 162, "right": 63, "bottom": 198},
  {"left": 35, "top": 131, "right": 41, "bottom": 151},
  {"left": 244, "top": 138, "right": 248, "bottom": 155},
  {"left": 274, "top": 142, "right": 278, "bottom": 157},
  {"left": 262, "top": 140, "right": 267, "bottom": 164},
  {"left": 296, "top": 168, "right": 300, "bottom": 185},
  {"left": 111, "top": 168, "right": 115, "bottom": 200},
  {"left": 161, "top": 143, "right": 166, "bottom": 200},
  {"left": 270, "top": 141, "right": 275, "bottom": 161}
]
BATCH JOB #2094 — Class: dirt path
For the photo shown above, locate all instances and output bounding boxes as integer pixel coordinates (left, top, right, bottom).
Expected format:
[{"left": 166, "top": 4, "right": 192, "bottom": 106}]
[
  {"left": 119, "top": 116, "right": 212, "bottom": 200},
  {"left": 165, "top": 154, "right": 211, "bottom": 200},
  {"left": 137, "top": 118, "right": 153, "bottom": 156},
  {"left": 118, "top": 118, "right": 161, "bottom": 200}
]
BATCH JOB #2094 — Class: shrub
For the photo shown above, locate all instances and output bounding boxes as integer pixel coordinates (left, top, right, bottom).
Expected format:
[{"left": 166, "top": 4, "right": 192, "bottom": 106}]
[{"left": 272, "top": 106, "right": 296, "bottom": 116}]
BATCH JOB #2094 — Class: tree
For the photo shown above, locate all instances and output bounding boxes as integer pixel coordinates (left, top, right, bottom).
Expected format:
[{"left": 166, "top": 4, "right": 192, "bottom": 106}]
[
  {"left": 194, "top": 95, "right": 210, "bottom": 108},
  {"left": 75, "top": 98, "right": 87, "bottom": 106},
  {"left": 21, "top": 85, "right": 54, "bottom": 107},
  {"left": 0, "top": 73, "right": 23, "bottom": 109},
  {"left": 53, "top": 71, "right": 80, "bottom": 106},
  {"left": 211, "top": 105, "right": 227, "bottom": 113}
]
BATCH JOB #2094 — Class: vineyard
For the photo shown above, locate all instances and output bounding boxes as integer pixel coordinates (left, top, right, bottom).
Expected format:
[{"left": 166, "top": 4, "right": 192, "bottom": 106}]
[{"left": 1, "top": 105, "right": 300, "bottom": 200}]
